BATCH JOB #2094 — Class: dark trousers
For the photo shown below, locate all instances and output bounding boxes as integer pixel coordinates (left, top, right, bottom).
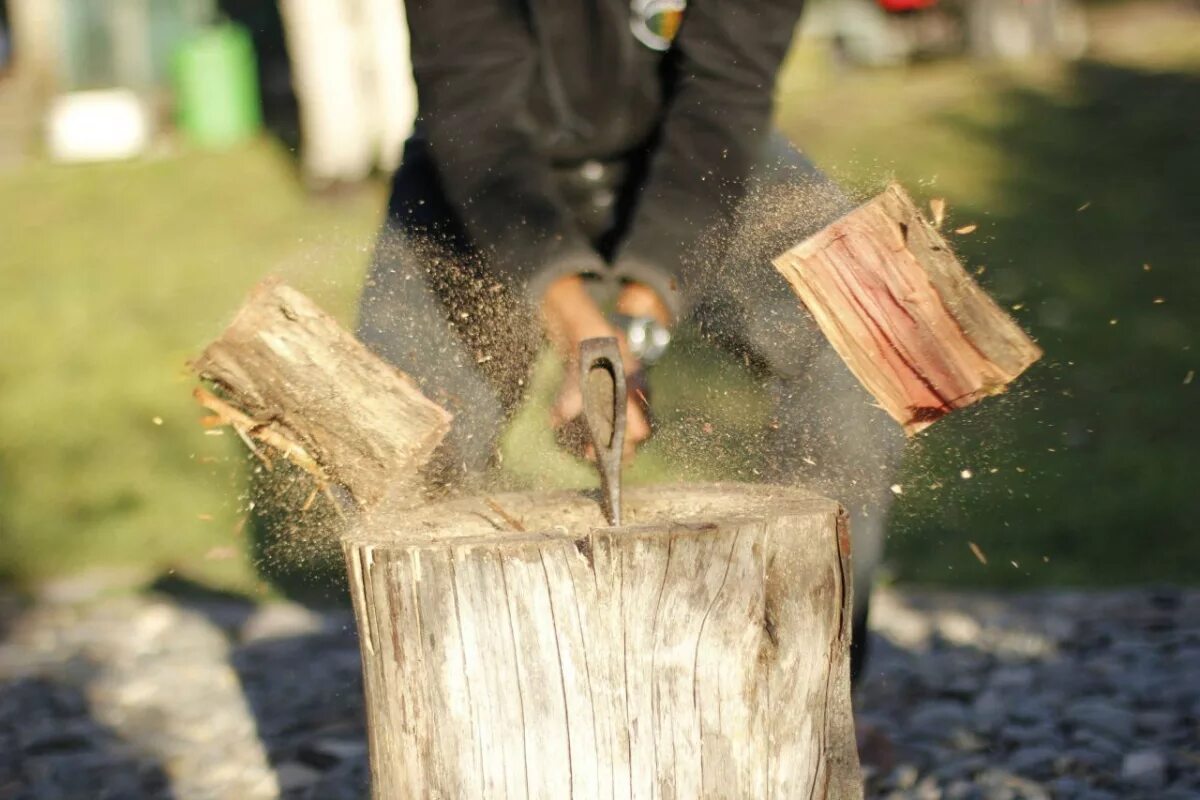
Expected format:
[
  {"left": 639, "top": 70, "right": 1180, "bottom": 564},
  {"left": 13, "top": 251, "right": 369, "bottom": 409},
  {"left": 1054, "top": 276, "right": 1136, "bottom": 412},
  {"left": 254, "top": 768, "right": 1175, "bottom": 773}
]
[{"left": 357, "top": 135, "right": 905, "bottom": 679}]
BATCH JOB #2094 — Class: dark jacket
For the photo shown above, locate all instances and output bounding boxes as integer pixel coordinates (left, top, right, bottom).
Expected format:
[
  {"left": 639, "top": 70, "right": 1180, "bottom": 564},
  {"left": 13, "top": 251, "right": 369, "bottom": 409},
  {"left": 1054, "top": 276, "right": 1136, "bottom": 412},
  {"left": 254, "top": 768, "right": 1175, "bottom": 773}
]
[{"left": 404, "top": 0, "right": 806, "bottom": 316}]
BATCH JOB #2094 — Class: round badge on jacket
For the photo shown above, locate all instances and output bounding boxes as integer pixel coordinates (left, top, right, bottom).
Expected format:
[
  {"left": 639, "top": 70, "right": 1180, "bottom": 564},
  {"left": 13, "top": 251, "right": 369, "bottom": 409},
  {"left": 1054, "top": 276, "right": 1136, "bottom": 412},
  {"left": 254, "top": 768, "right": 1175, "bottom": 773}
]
[{"left": 631, "top": 0, "right": 686, "bottom": 51}]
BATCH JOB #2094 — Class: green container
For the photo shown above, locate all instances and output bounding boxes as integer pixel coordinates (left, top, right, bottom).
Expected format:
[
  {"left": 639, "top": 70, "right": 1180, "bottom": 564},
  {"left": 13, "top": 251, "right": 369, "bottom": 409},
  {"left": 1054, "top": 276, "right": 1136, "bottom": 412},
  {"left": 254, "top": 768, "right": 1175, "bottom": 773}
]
[{"left": 173, "top": 24, "right": 261, "bottom": 148}]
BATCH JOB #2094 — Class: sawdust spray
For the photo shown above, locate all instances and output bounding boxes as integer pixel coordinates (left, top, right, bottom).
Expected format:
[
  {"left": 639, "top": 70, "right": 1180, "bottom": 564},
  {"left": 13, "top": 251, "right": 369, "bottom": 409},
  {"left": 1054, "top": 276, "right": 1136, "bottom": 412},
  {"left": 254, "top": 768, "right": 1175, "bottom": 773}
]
[{"left": 226, "top": 164, "right": 1031, "bottom": 594}]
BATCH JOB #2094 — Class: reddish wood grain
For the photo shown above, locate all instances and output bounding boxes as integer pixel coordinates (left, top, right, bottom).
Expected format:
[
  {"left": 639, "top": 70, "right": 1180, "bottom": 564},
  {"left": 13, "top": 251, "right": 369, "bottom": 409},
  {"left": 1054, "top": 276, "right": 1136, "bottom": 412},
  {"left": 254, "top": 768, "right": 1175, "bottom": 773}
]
[{"left": 773, "top": 184, "right": 1041, "bottom": 435}]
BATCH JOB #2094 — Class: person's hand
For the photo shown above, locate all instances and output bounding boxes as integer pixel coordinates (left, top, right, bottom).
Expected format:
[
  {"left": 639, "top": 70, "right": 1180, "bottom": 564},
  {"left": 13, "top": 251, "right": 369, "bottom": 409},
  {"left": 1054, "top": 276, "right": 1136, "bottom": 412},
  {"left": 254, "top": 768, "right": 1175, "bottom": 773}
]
[
  {"left": 614, "top": 279, "right": 672, "bottom": 327},
  {"left": 541, "top": 276, "right": 665, "bottom": 460}
]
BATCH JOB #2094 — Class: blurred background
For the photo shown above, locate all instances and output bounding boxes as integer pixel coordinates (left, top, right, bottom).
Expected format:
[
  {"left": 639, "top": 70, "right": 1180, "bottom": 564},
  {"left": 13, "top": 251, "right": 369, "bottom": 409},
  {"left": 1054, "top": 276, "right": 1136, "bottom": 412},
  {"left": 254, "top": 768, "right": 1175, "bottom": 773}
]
[{"left": 0, "top": 0, "right": 1196, "bottom": 600}]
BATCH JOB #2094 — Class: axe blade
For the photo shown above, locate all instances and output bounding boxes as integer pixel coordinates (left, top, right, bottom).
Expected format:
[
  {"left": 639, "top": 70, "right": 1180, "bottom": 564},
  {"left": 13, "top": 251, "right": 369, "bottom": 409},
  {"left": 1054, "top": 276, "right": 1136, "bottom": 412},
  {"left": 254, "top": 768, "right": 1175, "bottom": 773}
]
[{"left": 579, "top": 337, "right": 625, "bottom": 526}]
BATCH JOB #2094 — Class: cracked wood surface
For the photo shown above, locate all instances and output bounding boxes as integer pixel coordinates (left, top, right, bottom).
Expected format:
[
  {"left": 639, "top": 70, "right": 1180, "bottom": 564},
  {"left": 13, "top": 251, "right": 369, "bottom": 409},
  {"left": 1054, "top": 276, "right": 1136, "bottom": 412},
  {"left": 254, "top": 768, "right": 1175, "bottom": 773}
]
[
  {"left": 191, "top": 277, "right": 452, "bottom": 510},
  {"left": 345, "top": 483, "right": 862, "bottom": 799},
  {"left": 773, "top": 183, "right": 1042, "bottom": 435}
]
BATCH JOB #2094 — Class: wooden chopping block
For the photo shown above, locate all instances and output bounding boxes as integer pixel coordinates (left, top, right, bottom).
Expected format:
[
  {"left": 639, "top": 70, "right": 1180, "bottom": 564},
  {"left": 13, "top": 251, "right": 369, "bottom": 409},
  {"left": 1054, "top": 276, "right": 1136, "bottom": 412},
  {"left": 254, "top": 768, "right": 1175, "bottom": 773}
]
[{"left": 345, "top": 482, "right": 863, "bottom": 799}]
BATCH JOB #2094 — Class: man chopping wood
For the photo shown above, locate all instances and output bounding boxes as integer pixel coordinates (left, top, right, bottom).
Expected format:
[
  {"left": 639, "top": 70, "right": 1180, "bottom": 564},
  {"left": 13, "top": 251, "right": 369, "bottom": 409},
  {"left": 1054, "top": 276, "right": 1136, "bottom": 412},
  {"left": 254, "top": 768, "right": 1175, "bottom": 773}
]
[{"left": 357, "top": 0, "right": 905, "bottom": 678}]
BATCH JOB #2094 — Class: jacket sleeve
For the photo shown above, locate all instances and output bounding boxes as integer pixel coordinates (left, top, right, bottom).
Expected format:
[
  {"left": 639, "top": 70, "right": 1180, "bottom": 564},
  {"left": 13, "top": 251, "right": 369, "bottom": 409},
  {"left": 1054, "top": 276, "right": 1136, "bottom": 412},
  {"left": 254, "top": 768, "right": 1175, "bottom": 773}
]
[
  {"left": 404, "top": 0, "right": 603, "bottom": 303},
  {"left": 613, "top": 0, "right": 807, "bottom": 319}
]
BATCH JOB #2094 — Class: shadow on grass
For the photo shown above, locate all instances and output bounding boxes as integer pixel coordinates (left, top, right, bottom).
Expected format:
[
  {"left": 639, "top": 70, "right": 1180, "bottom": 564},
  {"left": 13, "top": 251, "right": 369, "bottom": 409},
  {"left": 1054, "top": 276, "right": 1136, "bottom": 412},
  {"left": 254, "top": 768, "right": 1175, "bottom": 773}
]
[{"left": 886, "top": 59, "right": 1200, "bottom": 586}]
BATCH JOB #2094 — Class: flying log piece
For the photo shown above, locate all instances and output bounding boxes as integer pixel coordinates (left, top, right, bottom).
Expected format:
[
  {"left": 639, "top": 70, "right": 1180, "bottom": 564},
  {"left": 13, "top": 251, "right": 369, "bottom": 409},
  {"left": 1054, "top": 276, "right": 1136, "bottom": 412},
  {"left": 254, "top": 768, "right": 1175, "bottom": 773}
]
[
  {"left": 191, "top": 277, "right": 452, "bottom": 510},
  {"left": 346, "top": 483, "right": 862, "bottom": 799},
  {"left": 773, "top": 183, "right": 1042, "bottom": 435}
]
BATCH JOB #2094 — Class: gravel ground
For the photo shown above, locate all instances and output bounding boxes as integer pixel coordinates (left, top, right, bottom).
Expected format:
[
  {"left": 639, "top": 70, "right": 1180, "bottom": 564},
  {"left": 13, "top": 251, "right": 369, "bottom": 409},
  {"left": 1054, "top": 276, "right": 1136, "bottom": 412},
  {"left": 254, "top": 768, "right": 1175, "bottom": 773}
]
[
  {"left": 0, "top": 579, "right": 1196, "bottom": 800},
  {"left": 856, "top": 589, "right": 1199, "bottom": 799}
]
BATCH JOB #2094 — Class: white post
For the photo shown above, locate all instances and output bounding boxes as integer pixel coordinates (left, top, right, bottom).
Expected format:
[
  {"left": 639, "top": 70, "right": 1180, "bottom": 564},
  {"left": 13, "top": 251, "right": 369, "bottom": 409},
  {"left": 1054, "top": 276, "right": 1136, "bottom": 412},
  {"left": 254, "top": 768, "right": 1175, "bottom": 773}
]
[{"left": 279, "top": 0, "right": 374, "bottom": 185}]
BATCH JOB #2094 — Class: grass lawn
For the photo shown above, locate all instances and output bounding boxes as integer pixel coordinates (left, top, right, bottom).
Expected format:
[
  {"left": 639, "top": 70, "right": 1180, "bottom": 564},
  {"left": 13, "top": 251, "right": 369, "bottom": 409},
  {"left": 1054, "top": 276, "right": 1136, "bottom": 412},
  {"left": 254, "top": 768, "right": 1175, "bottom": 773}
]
[
  {"left": 776, "top": 3, "right": 1200, "bottom": 585},
  {"left": 0, "top": 2, "right": 1196, "bottom": 594},
  {"left": 0, "top": 144, "right": 385, "bottom": 593}
]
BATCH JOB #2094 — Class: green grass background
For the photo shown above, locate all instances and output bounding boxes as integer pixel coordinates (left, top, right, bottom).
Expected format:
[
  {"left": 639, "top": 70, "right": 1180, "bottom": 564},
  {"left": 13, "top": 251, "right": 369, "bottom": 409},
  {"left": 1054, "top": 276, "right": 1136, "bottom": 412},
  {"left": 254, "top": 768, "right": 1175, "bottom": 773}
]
[{"left": 1, "top": 2, "right": 1196, "bottom": 594}]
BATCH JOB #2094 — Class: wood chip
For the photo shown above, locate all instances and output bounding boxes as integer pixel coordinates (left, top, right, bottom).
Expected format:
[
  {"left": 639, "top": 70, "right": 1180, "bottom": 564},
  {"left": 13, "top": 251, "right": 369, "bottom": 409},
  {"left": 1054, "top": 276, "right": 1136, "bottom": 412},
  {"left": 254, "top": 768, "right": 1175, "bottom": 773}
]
[
  {"left": 485, "top": 498, "right": 526, "bottom": 532},
  {"left": 930, "top": 197, "right": 946, "bottom": 228},
  {"left": 954, "top": 223, "right": 978, "bottom": 235},
  {"left": 204, "top": 546, "right": 237, "bottom": 560},
  {"left": 968, "top": 541, "right": 988, "bottom": 565}
]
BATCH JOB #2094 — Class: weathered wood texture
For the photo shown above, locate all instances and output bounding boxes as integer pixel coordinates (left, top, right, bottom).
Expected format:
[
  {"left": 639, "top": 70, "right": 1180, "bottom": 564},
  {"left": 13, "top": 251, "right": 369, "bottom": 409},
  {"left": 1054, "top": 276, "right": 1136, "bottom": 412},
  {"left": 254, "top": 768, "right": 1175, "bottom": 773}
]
[
  {"left": 192, "top": 277, "right": 451, "bottom": 510},
  {"left": 773, "top": 183, "right": 1042, "bottom": 435},
  {"left": 345, "top": 483, "right": 861, "bottom": 799}
]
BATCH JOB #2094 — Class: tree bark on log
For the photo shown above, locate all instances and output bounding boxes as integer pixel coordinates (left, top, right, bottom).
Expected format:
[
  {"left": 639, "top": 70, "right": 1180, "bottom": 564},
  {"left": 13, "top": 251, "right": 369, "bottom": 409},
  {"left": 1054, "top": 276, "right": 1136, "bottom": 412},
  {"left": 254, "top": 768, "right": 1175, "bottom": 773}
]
[
  {"left": 191, "top": 278, "right": 452, "bottom": 510},
  {"left": 345, "top": 483, "right": 861, "bottom": 799},
  {"left": 773, "top": 183, "right": 1042, "bottom": 435}
]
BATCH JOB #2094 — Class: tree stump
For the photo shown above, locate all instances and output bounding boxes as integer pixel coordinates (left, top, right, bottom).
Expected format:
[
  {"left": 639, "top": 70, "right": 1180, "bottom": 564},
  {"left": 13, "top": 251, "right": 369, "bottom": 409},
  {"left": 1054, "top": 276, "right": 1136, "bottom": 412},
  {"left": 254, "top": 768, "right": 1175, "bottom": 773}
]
[{"left": 344, "top": 482, "right": 861, "bottom": 799}]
